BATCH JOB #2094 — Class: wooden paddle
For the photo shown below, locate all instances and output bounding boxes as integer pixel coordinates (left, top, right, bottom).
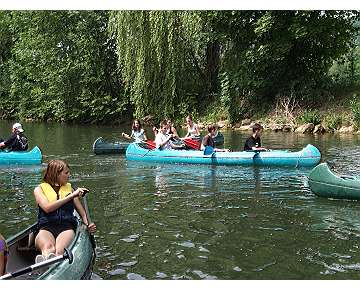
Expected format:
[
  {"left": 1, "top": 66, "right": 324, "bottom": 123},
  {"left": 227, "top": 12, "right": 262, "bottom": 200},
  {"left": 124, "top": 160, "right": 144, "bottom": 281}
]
[{"left": 0, "top": 248, "right": 73, "bottom": 280}]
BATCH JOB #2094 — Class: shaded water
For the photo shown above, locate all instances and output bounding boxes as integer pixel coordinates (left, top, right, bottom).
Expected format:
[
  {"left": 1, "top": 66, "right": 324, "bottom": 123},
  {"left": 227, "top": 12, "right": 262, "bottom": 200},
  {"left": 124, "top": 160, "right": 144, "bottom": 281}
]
[{"left": 1, "top": 120, "right": 360, "bottom": 279}]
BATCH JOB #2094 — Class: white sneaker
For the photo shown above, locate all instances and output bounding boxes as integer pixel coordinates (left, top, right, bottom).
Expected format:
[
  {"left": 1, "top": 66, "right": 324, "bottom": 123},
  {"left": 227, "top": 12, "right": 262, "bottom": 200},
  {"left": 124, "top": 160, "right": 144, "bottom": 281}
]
[
  {"left": 46, "top": 253, "right": 57, "bottom": 260},
  {"left": 35, "top": 254, "right": 46, "bottom": 264}
]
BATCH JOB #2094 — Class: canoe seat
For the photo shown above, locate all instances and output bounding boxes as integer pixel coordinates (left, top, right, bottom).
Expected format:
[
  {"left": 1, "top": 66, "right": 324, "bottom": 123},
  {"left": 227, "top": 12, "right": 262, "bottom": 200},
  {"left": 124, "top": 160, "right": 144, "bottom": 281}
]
[
  {"left": 16, "top": 232, "right": 37, "bottom": 252},
  {"left": 16, "top": 245, "right": 37, "bottom": 252}
]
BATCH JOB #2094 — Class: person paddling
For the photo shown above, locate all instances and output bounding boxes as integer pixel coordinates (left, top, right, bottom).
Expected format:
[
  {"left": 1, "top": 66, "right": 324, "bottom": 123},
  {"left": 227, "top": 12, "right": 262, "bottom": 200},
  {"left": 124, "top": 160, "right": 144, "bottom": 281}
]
[
  {"left": 166, "top": 119, "right": 179, "bottom": 139},
  {"left": 0, "top": 233, "right": 8, "bottom": 275},
  {"left": 201, "top": 124, "right": 229, "bottom": 152},
  {"left": 155, "top": 121, "right": 185, "bottom": 150},
  {"left": 0, "top": 123, "right": 28, "bottom": 151},
  {"left": 183, "top": 115, "right": 200, "bottom": 139},
  {"left": 33, "top": 160, "right": 96, "bottom": 263},
  {"left": 244, "top": 123, "right": 267, "bottom": 151},
  {"left": 122, "top": 119, "right": 148, "bottom": 142}
]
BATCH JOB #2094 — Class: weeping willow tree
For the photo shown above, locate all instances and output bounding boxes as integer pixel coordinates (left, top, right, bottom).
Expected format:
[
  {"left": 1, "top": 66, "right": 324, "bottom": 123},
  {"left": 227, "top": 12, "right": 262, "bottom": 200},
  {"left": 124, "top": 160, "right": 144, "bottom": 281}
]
[{"left": 109, "top": 11, "right": 212, "bottom": 122}]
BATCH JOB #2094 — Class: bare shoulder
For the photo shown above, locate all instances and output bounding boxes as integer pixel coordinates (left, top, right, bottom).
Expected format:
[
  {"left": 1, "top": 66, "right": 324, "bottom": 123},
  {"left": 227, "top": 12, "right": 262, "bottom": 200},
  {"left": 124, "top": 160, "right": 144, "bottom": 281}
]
[{"left": 33, "top": 185, "right": 44, "bottom": 196}]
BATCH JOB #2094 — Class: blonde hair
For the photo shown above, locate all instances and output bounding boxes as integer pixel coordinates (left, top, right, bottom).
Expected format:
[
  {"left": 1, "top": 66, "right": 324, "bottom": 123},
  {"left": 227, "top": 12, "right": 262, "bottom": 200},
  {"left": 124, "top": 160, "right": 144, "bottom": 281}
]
[{"left": 43, "top": 160, "right": 69, "bottom": 185}]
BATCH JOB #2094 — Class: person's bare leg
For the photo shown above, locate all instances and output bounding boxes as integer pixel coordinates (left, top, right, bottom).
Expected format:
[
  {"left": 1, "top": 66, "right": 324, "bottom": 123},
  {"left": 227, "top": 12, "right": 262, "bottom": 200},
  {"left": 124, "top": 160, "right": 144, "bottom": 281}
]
[
  {"left": 55, "top": 229, "right": 74, "bottom": 255},
  {"left": 35, "top": 230, "right": 56, "bottom": 257}
]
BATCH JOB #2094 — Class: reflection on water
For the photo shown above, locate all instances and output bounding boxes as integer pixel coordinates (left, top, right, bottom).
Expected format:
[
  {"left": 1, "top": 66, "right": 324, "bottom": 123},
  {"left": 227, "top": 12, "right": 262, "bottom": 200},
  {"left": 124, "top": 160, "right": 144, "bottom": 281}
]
[{"left": 1, "top": 120, "right": 360, "bottom": 279}]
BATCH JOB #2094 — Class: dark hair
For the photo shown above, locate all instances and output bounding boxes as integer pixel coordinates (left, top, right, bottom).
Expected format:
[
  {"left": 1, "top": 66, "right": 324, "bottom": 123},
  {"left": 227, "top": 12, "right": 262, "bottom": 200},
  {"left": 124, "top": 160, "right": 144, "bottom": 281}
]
[
  {"left": 132, "top": 119, "right": 142, "bottom": 131},
  {"left": 186, "top": 115, "right": 193, "bottom": 121},
  {"left": 252, "top": 123, "right": 263, "bottom": 133},
  {"left": 207, "top": 124, "right": 216, "bottom": 133},
  {"left": 43, "top": 160, "right": 69, "bottom": 185},
  {"left": 160, "top": 120, "right": 168, "bottom": 128}
]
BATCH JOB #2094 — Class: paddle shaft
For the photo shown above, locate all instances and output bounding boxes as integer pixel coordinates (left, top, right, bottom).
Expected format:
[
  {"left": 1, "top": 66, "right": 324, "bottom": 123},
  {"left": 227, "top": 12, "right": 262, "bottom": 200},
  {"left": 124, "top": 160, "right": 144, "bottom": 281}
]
[
  {"left": 0, "top": 248, "right": 73, "bottom": 280},
  {"left": 82, "top": 195, "right": 97, "bottom": 251}
]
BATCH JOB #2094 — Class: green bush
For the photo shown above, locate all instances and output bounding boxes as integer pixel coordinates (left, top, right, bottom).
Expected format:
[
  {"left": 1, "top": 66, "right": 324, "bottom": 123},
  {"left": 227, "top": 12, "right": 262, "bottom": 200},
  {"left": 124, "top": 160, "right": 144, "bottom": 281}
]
[
  {"left": 296, "top": 110, "right": 321, "bottom": 125},
  {"left": 324, "top": 113, "right": 342, "bottom": 130},
  {"left": 350, "top": 98, "right": 360, "bottom": 129}
]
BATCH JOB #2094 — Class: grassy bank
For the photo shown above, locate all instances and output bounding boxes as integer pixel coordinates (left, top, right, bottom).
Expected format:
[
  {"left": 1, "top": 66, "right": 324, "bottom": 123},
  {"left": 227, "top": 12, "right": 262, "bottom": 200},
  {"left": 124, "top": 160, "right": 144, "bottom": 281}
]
[{"left": 196, "top": 89, "right": 360, "bottom": 133}]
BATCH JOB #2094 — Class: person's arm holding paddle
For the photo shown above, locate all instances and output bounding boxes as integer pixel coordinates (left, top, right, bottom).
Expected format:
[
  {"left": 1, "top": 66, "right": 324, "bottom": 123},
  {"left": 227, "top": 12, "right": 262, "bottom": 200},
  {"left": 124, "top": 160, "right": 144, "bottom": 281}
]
[
  {"left": 73, "top": 193, "right": 96, "bottom": 234},
  {"left": 121, "top": 132, "right": 132, "bottom": 140},
  {"left": 34, "top": 186, "right": 85, "bottom": 214}
]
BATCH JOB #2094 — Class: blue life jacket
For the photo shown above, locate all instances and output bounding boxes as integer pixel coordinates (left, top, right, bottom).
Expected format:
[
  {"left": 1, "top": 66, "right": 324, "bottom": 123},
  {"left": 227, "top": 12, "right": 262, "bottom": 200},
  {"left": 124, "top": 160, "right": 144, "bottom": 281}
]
[{"left": 37, "top": 182, "right": 77, "bottom": 228}]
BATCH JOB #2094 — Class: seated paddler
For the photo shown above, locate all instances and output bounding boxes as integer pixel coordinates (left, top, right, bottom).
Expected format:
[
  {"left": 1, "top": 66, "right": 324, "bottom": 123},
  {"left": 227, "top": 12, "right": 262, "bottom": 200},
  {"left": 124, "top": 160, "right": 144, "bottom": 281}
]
[
  {"left": 201, "top": 124, "right": 229, "bottom": 153},
  {"left": 155, "top": 120, "right": 185, "bottom": 150},
  {"left": 33, "top": 159, "right": 96, "bottom": 263}
]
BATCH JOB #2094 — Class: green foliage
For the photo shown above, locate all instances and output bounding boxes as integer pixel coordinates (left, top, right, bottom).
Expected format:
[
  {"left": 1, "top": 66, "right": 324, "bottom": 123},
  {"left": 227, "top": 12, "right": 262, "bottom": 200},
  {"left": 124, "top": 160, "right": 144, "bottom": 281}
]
[
  {"left": 350, "top": 97, "right": 360, "bottom": 128},
  {"left": 219, "top": 71, "right": 252, "bottom": 122},
  {"left": 0, "top": 11, "right": 359, "bottom": 124},
  {"left": 208, "top": 11, "right": 360, "bottom": 109},
  {"left": 328, "top": 47, "right": 360, "bottom": 88},
  {"left": 1, "top": 11, "right": 124, "bottom": 123},
  {"left": 198, "top": 101, "right": 229, "bottom": 124},
  {"left": 0, "top": 12, "right": 13, "bottom": 117},
  {"left": 296, "top": 110, "right": 321, "bottom": 125},
  {"left": 109, "top": 11, "right": 214, "bottom": 122},
  {"left": 324, "top": 113, "right": 342, "bottom": 130}
]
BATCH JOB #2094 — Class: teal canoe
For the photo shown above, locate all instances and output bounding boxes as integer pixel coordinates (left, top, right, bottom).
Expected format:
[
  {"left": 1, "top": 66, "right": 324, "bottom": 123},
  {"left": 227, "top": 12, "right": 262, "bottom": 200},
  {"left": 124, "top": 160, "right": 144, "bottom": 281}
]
[
  {"left": 126, "top": 143, "right": 321, "bottom": 167},
  {"left": 92, "top": 137, "right": 129, "bottom": 154},
  {"left": 0, "top": 146, "right": 42, "bottom": 165},
  {"left": 308, "top": 163, "right": 360, "bottom": 200},
  {"left": 5, "top": 218, "right": 95, "bottom": 280}
]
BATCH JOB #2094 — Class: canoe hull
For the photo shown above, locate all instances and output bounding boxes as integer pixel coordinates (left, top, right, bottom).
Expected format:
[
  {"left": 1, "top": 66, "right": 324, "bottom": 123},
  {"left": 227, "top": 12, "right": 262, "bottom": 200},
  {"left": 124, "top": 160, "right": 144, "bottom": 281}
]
[
  {"left": 0, "top": 146, "right": 42, "bottom": 165},
  {"left": 309, "top": 163, "right": 360, "bottom": 200},
  {"left": 126, "top": 143, "right": 320, "bottom": 167},
  {"left": 92, "top": 137, "right": 129, "bottom": 154},
  {"left": 6, "top": 219, "right": 95, "bottom": 280}
]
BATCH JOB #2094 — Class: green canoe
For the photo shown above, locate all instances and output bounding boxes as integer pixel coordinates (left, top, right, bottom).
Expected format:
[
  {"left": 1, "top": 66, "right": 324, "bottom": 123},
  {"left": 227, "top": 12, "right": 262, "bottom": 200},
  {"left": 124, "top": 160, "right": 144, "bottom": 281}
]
[
  {"left": 92, "top": 137, "right": 129, "bottom": 154},
  {"left": 308, "top": 162, "right": 360, "bottom": 200},
  {"left": 5, "top": 218, "right": 95, "bottom": 279}
]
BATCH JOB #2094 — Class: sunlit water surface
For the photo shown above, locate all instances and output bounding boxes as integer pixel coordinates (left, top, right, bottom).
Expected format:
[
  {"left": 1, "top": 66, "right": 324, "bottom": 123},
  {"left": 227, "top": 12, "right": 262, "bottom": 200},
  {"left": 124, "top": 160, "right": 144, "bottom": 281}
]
[{"left": 1, "top": 121, "right": 360, "bottom": 279}]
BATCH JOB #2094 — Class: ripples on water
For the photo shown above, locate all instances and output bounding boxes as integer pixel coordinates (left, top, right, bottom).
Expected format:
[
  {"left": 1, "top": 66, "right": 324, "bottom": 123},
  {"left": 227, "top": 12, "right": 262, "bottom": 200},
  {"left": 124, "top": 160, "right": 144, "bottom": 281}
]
[{"left": 1, "top": 122, "right": 360, "bottom": 279}]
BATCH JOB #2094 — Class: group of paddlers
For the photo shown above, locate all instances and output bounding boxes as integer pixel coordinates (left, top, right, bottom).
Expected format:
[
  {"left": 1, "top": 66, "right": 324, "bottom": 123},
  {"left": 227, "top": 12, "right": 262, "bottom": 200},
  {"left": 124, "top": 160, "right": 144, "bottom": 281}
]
[
  {"left": 0, "top": 116, "right": 268, "bottom": 277},
  {"left": 121, "top": 115, "right": 268, "bottom": 152}
]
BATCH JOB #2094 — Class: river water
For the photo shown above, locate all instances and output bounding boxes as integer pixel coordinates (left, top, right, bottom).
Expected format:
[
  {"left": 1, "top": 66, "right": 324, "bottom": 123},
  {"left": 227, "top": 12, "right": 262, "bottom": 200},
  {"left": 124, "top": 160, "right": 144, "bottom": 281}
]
[{"left": 1, "top": 120, "right": 360, "bottom": 279}]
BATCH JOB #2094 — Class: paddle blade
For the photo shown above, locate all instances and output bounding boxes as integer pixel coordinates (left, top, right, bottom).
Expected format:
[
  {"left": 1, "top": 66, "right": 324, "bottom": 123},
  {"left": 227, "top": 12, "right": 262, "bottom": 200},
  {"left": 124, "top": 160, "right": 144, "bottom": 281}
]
[
  {"left": 204, "top": 146, "right": 214, "bottom": 155},
  {"left": 146, "top": 140, "right": 156, "bottom": 150},
  {"left": 183, "top": 138, "right": 201, "bottom": 150}
]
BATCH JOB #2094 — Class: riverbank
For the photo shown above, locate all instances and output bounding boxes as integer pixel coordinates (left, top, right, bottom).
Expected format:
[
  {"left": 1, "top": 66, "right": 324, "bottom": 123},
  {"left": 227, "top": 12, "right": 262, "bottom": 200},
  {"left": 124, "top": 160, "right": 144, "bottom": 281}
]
[{"left": 193, "top": 92, "right": 360, "bottom": 135}]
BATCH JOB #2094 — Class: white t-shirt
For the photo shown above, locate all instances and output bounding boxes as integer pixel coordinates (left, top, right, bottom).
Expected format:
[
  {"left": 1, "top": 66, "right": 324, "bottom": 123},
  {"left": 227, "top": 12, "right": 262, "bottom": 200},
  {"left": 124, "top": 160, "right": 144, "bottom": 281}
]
[
  {"left": 130, "top": 128, "right": 145, "bottom": 142},
  {"left": 155, "top": 132, "right": 171, "bottom": 150}
]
